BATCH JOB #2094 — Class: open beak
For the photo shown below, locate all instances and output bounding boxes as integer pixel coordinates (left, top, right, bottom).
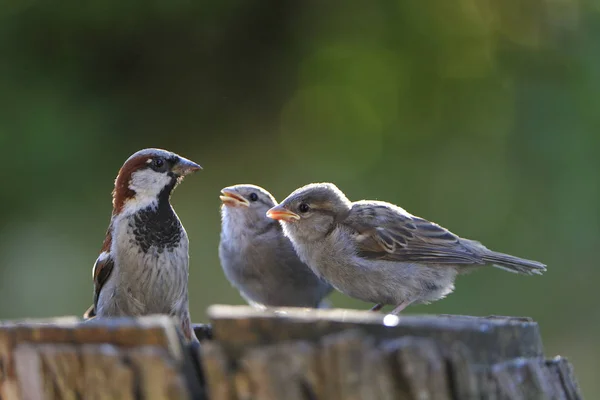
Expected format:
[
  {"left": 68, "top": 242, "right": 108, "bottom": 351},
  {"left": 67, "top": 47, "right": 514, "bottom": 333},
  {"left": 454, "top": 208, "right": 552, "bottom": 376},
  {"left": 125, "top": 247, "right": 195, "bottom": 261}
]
[
  {"left": 220, "top": 188, "right": 250, "bottom": 207},
  {"left": 266, "top": 205, "right": 300, "bottom": 222},
  {"left": 172, "top": 157, "right": 202, "bottom": 176}
]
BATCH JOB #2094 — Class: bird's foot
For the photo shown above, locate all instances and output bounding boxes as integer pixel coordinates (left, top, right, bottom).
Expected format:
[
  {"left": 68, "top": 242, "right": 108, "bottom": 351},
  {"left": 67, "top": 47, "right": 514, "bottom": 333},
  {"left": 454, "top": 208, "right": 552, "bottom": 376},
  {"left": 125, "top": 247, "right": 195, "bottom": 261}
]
[
  {"left": 390, "top": 300, "right": 412, "bottom": 315},
  {"left": 370, "top": 303, "right": 384, "bottom": 312}
]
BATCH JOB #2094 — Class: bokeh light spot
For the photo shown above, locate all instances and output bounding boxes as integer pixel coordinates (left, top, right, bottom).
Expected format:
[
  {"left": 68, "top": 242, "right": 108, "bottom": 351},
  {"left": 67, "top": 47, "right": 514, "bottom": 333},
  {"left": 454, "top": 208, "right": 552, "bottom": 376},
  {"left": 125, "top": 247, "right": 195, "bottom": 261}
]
[{"left": 383, "top": 314, "right": 400, "bottom": 326}]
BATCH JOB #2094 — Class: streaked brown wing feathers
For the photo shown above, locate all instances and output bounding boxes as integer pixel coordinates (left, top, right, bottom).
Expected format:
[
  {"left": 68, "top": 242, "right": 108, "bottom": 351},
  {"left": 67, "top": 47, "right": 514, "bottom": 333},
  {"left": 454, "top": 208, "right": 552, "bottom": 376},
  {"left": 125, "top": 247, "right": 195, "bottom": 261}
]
[
  {"left": 83, "top": 253, "right": 115, "bottom": 319},
  {"left": 348, "top": 203, "right": 482, "bottom": 265}
]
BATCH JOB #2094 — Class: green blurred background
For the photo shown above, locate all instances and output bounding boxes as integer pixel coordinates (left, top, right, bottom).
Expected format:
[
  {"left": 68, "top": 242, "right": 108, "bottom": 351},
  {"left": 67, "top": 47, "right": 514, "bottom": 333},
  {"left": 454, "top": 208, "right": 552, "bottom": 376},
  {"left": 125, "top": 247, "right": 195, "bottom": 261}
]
[{"left": 1, "top": 0, "right": 598, "bottom": 396}]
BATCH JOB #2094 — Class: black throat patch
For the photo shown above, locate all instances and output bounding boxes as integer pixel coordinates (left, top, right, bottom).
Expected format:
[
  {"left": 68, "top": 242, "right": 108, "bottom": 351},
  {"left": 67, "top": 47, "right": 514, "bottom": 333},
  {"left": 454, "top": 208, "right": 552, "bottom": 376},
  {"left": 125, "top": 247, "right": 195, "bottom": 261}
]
[{"left": 129, "top": 181, "right": 183, "bottom": 253}]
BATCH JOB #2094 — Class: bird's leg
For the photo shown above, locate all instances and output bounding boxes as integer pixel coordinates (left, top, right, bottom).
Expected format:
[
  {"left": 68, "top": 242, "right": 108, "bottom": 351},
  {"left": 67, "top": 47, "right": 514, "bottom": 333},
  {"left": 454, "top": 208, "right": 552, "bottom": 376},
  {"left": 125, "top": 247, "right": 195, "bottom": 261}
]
[
  {"left": 370, "top": 303, "right": 384, "bottom": 312},
  {"left": 390, "top": 300, "right": 412, "bottom": 315}
]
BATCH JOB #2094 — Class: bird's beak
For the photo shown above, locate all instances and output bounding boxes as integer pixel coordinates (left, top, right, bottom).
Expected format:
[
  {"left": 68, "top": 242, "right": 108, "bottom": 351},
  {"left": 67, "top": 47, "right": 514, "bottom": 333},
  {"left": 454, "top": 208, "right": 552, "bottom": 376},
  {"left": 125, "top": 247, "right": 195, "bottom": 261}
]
[
  {"left": 172, "top": 157, "right": 202, "bottom": 176},
  {"left": 220, "top": 188, "right": 249, "bottom": 207},
  {"left": 267, "top": 205, "right": 300, "bottom": 222}
]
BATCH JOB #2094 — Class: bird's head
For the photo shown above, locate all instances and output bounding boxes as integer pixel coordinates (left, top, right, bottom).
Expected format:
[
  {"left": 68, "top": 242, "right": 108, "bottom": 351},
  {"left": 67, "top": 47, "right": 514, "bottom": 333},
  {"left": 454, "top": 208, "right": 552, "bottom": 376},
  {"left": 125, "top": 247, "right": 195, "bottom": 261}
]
[
  {"left": 112, "top": 148, "right": 201, "bottom": 215},
  {"left": 267, "top": 183, "right": 351, "bottom": 241},
  {"left": 220, "top": 184, "right": 278, "bottom": 232}
]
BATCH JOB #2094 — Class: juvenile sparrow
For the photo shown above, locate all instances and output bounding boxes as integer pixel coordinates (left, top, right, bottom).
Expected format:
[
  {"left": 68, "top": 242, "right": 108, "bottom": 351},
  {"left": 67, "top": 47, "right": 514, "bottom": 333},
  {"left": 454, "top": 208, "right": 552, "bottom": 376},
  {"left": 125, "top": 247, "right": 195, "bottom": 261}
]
[
  {"left": 219, "top": 184, "right": 332, "bottom": 308},
  {"left": 83, "top": 148, "right": 201, "bottom": 342},
  {"left": 267, "top": 183, "right": 546, "bottom": 314}
]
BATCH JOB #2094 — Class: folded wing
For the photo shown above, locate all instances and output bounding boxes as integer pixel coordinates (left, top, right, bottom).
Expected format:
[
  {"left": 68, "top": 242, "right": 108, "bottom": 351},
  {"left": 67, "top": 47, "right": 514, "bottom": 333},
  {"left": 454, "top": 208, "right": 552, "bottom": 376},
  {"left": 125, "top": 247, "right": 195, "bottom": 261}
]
[
  {"left": 346, "top": 201, "right": 484, "bottom": 265},
  {"left": 83, "top": 251, "right": 115, "bottom": 319}
]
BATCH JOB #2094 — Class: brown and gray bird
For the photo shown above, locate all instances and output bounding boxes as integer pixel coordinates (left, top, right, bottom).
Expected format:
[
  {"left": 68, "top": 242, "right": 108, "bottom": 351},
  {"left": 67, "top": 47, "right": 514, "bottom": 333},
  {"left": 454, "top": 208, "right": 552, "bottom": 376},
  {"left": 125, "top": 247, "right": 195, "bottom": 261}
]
[
  {"left": 219, "top": 184, "right": 332, "bottom": 308},
  {"left": 267, "top": 183, "right": 546, "bottom": 314},
  {"left": 83, "top": 148, "right": 201, "bottom": 342}
]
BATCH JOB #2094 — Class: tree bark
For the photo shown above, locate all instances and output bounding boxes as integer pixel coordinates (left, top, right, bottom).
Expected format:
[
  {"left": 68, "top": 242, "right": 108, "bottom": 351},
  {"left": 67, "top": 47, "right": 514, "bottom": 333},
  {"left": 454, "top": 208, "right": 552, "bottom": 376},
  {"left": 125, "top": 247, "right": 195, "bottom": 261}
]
[
  {"left": 0, "top": 307, "right": 583, "bottom": 399},
  {"left": 0, "top": 316, "right": 203, "bottom": 400},
  {"left": 201, "top": 305, "right": 582, "bottom": 400}
]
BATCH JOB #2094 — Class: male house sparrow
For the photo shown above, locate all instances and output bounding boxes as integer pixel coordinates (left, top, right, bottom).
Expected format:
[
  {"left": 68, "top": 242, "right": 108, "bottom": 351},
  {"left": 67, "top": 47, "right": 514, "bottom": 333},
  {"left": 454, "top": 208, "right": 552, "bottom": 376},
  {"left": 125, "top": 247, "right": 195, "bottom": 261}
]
[
  {"left": 267, "top": 183, "right": 546, "bottom": 314},
  {"left": 83, "top": 148, "right": 201, "bottom": 342},
  {"left": 219, "top": 184, "right": 332, "bottom": 308}
]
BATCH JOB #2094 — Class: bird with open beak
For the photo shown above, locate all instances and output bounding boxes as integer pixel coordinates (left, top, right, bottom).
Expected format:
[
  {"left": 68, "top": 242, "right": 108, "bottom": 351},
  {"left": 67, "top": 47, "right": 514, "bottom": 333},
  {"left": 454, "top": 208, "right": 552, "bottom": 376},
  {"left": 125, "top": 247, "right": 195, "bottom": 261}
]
[
  {"left": 267, "top": 182, "right": 546, "bottom": 315},
  {"left": 219, "top": 184, "right": 332, "bottom": 308},
  {"left": 83, "top": 148, "right": 201, "bottom": 343}
]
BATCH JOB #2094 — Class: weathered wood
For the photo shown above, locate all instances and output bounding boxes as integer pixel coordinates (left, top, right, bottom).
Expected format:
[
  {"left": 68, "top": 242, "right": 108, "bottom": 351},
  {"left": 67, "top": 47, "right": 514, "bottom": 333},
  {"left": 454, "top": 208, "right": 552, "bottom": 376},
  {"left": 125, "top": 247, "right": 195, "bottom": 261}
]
[
  {"left": 443, "top": 342, "right": 479, "bottom": 398},
  {"left": 232, "top": 369, "right": 251, "bottom": 400},
  {"left": 240, "top": 341, "right": 321, "bottom": 400},
  {"left": 361, "top": 345, "right": 397, "bottom": 400},
  {"left": 37, "top": 345, "right": 84, "bottom": 400},
  {"left": 197, "top": 342, "right": 235, "bottom": 400},
  {"left": 0, "top": 318, "right": 81, "bottom": 400},
  {"left": 207, "top": 305, "right": 544, "bottom": 365},
  {"left": 0, "top": 316, "right": 204, "bottom": 400},
  {"left": 13, "top": 344, "right": 189, "bottom": 400},
  {"left": 381, "top": 337, "right": 452, "bottom": 400},
  {"left": 321, "top": 330, "right": 377, "bottom": 400},
  {"left": 200, "top": 305, "right": 582, "bottom": 400},
  {"left": 546, "top": 357, "right": 582, "bottom": 400},
  {"left": 14, "top": 344, "right": 137, "bottom": 400},
  {"left": 13, "top": 345, "right": 49, "bottom": 400},
  {"left": 80, "top": 344, "right": 136, "bottom": 400},
  {"left": 0, "top": 306, "right": 583, "bottom": 400},
  {"left": 128, "top": 347, "right": 190, "bottom": 400}
]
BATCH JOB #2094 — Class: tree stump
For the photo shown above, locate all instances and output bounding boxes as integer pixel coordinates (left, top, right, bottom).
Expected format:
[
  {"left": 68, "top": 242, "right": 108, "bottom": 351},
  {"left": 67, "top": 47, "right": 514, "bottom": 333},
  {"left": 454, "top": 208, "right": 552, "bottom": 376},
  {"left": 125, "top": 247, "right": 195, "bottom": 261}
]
[
  {"left": 200, "top": 306, "right": 582, "bottom": 400},
  {"left": 0, "top": 306, "right": 583, "bottom": 399},
  {"left": 0, "top": 316, "right": 204, "bottom": 400}
]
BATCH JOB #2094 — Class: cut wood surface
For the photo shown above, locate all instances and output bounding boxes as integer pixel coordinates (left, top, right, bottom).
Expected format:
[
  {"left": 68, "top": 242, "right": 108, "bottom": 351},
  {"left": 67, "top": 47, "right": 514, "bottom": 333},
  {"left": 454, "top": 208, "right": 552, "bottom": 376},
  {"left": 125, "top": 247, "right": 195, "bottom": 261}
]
[
  {"left": 0, "top": 316, "right": 203, "bottom": 400},
  {"left": 206, "top": 305, "right": 543, "bottom": 364},
  {"left": 202, "top": 305, "right": 582, "bottom": 400},
  {"left": 0, "top": 306, "right": 583, "bottom": 400}
]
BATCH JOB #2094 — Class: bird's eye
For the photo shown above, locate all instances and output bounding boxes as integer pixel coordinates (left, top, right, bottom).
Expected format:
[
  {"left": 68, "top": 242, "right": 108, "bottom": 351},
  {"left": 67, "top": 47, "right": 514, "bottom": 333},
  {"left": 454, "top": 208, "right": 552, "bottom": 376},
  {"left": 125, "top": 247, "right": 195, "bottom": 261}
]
[
  {"left": 153, "top": 158, "right": 164, "bottom": 168},
  {"left": 249, "top": 193, "right": 258, "bottom": 202},
  {"left": 298, "top": 203, "right": 310, "bottom": 213}
]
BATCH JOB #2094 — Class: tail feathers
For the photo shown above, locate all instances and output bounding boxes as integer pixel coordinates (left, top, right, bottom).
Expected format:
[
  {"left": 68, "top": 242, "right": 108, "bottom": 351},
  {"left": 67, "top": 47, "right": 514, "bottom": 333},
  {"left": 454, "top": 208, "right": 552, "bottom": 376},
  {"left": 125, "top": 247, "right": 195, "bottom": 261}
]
[{"left": 483, "top": 251, "right": 546, "bottom": 276}]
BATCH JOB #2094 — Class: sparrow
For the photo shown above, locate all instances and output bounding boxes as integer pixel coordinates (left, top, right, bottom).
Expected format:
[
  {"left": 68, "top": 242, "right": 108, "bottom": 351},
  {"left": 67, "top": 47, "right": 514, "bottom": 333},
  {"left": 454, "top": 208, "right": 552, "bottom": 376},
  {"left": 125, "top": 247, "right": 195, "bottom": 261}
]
[
  {"left": 219, "top": 184, "right": 332, "bottom": 308},
  {"left": 267, "top": 183, "right": 546, "bottom": 314},
  {"left": 83, "top": 148, "right": 201, "bottom": 342}
]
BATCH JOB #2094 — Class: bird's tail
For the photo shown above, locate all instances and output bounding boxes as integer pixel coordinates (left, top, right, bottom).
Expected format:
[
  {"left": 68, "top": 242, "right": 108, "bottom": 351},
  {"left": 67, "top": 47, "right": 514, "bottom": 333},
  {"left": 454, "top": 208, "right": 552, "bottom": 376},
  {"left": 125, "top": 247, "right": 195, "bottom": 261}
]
[{"left": 483, "top": 251, "right": 546, "bottom": 276}]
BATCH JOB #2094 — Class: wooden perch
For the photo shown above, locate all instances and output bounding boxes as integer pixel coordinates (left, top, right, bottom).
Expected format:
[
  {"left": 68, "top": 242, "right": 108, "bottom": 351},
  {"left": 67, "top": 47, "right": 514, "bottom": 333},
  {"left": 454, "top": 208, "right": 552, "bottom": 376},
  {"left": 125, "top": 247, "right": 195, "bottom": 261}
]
[
  {"left": 0, "top": 306, "right": 583, "bottom": 399},
  {"left": 0, "top": 316, "right": 203, "bottom": 400},
  {"left": 201, "top": 305, "right": 582, "bottom": 400}
]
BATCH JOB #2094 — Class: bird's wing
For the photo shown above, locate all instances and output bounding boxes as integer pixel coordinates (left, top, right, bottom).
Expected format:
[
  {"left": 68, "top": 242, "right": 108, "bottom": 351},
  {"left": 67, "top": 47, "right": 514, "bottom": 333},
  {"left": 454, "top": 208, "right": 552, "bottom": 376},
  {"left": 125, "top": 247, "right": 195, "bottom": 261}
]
[
  {"left": 83, "top": 251, "right": 115, "bottom": 319},
  {"left": 345, "top": 201, "right": 483, "bottom": 265}
]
